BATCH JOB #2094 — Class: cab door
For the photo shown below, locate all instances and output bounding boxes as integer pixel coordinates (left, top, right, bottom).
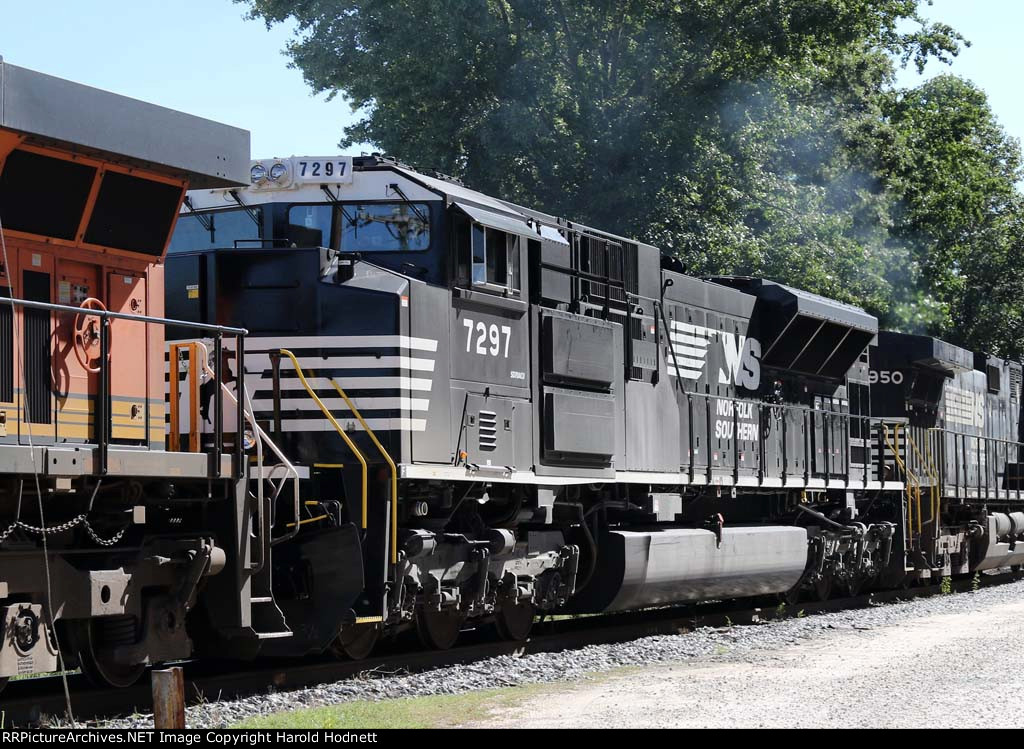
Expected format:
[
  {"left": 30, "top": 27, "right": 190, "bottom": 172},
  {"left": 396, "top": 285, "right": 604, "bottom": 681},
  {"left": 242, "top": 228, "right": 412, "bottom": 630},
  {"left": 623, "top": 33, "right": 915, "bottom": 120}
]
[
  {"left": 108, "top": 271, "right": 148, "bottom": 443},
  {"left": 54, "top": 260, "right": 100, "bottom": 443},
  {"left": 449, "top": 214, "right": 531, "bottom": 468}
]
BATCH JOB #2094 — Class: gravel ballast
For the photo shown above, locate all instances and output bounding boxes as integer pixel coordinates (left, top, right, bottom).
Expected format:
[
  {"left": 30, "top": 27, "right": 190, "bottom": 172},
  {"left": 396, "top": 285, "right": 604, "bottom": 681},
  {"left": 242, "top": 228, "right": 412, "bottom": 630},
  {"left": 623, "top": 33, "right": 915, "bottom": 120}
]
[{"left": 95, "top": 578, "right": 1024, "bottom": 729}]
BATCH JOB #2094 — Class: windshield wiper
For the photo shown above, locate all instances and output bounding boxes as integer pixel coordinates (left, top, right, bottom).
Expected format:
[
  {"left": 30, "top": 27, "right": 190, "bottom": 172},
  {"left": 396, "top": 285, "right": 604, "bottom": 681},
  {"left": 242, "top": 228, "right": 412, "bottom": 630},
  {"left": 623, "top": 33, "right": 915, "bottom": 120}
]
[
  {"left": 387, "top": 183, "right": 429, "bottom": 226},
  {"left": 228, "top": 190, "right": 263, "bottom": 230},
  {"left": 320, "top": 185, "right": 359, "bottom": 234},
  {"left": 183, "top": 197, "right": 215, "bottom": 242}
]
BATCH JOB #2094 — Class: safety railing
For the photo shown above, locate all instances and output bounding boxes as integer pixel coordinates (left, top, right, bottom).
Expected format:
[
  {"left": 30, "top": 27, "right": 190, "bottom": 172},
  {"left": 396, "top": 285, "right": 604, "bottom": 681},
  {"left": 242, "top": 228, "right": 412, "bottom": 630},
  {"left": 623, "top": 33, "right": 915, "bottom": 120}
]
[
  {"left": 943, "top": 430, "right": 1024, "bottom": 502},
  {"left": 328, "top": 378, "right": 399, "bottom": 565},
  {"left": 5, "top": 296, "right": 247, "bottom": 478},
  {"left": 184, "top": 341, "right": 300, "bottom": 572},
  {"left": 674, "top": 391, "right": 905, "bottom": 489},
  {"left": 275, "top": 349, "right": 369, "bottom": 530},
  {"left": 906, "top": 428, "right": 940, "bottom": 531},
  {"left": 270, "top": 350, "right": 399, "bottom": 564},
  {"left": 882, "top": 423, "right": 921, "bottom": 543}
]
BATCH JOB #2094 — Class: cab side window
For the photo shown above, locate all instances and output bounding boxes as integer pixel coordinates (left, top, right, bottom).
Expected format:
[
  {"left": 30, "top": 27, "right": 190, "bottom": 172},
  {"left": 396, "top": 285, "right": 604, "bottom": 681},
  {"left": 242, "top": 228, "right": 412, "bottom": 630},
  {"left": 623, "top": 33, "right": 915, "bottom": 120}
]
[{"left": 470, "top": 225, "right": 520, "bottom": 294}]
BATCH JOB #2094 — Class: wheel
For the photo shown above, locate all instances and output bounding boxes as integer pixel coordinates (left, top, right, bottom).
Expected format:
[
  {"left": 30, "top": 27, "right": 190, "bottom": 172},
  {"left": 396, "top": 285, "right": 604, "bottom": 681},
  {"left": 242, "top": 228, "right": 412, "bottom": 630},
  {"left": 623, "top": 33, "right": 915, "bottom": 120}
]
[
  {"left": 415, "top": 607, "right": 464, "bottom": 651},
  {"left": 67, "top": 617, "right": 146, "bottom": 689},
  {"left": 494, "top": 600, "right": 535, "bottom": 642},
  {"left": 812, "top": 573, "right": 833, "bottom": 601},
  {"left": 329, "top": 621, "right": 380, "bottom": 660}
]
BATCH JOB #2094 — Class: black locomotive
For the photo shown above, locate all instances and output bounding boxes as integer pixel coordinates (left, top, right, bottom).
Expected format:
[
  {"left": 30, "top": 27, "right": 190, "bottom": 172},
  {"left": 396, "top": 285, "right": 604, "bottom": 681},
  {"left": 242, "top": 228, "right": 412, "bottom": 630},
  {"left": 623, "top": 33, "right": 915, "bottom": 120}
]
[
  {"left": 165, "top": 154, "right": 1024, "bottom": 659},
  {"left": 1, "top": 61, "right": 1017, "bottom": 693}
]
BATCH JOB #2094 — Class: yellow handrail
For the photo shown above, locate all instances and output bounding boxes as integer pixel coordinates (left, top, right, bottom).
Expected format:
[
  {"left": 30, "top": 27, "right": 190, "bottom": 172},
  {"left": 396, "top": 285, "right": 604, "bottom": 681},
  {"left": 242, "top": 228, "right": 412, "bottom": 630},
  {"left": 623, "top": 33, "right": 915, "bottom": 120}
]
[
  {"left": 905, "top": 431, "right": 927, "bottom": 533},
  {"left": 883, "top": 424, "right": 918, "bottom": 542},
  {"left": 278, "top": 349, "right": 368, "bottom": 529},
  {"left": 330, "top": 378, "right": 399, "bottom": 565},
  {"left": 906, "top": 429, "right": 940, "bottom": 530},
  {"left": 926, "top": 429, "right": 942, "bottom": 528}
]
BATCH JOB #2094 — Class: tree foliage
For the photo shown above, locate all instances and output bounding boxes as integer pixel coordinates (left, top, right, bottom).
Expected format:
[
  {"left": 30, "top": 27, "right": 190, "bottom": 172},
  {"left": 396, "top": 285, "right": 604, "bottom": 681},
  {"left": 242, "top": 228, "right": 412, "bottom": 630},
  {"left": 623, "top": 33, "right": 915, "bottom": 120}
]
[{"left": 238, "top": 0, "right": 1024, "bottom": 356}]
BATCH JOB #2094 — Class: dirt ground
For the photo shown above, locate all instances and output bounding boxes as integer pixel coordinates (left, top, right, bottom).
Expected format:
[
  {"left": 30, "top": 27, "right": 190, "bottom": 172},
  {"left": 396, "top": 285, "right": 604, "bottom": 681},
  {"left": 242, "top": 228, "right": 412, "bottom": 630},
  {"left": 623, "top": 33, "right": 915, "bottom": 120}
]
[{"left": 468, "top": 597, "right": 1024, "bottom": 728}]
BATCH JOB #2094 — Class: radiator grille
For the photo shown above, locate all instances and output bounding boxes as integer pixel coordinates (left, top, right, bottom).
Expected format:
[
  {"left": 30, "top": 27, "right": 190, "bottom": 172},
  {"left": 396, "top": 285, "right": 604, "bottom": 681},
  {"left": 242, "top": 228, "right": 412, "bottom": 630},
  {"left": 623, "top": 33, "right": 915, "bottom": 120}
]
[
  {"left": 478, "top": 410, "right": 497, "bottom": 451},
  {"left": 0, "top": 301, "right": 12, "bottom": 404},
  {"left": 22, "top": 271, "right": 50, "bottom": 425}
]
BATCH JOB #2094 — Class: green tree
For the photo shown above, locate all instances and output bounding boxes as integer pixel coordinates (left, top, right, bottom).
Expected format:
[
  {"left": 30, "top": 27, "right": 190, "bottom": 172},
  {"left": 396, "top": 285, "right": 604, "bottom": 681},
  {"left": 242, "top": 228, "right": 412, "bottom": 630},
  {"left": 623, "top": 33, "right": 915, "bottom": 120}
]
[
  {"left": 882, "top": 74, "right": 1024, "bottom": 353},
  {"left": 240, "top": 1, "right": 1012, "bottom": 334}
]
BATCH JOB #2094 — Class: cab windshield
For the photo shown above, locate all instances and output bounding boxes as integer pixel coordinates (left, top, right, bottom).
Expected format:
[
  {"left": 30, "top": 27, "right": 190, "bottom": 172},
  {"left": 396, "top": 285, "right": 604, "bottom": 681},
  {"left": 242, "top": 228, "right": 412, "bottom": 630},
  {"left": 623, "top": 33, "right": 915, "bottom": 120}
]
[
  {"left": 342, "top": 203, "right": 430, "bottom": 252},
  {"left": 285, "top": 202, "right": 430, "bottom": 253},
  {"left": 169, "top": 207, "right": 263, "bottom": 252}
]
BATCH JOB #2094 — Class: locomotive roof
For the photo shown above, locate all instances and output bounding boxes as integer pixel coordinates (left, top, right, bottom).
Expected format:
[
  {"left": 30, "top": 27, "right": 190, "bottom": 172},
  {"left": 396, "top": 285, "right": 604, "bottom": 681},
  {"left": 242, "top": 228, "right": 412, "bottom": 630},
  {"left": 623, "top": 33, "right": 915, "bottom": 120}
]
[
  {"left": 389, "top": 163, "right": 659, "bottom": 251},
  {"left": 0, "top": 59, "right": 250, "bottom": 188},
  {"left": 185, "top": 153, "right": 658, "bottom": 252},
  {"left": 708, "top": 276, "right": 877, "bottom": 333},
  {"left": 876, "top": 330, "right": 975, "bottom": 374}
]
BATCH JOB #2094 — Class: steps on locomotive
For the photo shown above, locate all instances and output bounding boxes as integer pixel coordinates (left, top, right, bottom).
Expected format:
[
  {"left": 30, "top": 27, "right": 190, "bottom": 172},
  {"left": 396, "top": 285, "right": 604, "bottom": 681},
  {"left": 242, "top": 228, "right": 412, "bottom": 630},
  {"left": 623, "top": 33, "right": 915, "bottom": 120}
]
[{"left": 249, "top": 597, "right": 293, "bottom": 640}]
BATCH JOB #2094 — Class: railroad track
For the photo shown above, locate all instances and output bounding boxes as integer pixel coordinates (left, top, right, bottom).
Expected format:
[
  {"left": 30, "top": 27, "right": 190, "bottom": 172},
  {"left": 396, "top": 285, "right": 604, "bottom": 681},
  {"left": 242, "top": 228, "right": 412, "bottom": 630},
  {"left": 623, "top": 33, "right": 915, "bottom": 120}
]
[{"left": 4, "top": 570, "right": 1020, "bottom": 727}]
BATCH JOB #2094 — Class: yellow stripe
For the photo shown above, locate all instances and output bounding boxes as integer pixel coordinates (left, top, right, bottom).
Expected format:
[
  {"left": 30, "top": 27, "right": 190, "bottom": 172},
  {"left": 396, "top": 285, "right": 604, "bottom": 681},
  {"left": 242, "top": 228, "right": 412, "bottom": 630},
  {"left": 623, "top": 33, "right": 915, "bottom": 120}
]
[{"left": 286, "top": 514, "right": 328, "bottom": 529}]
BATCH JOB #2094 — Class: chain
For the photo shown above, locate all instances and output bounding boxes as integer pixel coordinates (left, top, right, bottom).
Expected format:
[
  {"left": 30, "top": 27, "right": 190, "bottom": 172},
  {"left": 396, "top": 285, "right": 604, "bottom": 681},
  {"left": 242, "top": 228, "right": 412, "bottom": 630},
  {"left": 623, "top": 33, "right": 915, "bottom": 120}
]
[
  {"left": 0, "top": 514, "right": 128, "bottom": 547},
  {"left": 13, "top": 514, "right": 87, "bottom": 536},
  {"left": 0, "top": 522, "right": 17, "bottom": 545},
  {"left": 82, "top": 519, "right": 129, "bottom": 547}
]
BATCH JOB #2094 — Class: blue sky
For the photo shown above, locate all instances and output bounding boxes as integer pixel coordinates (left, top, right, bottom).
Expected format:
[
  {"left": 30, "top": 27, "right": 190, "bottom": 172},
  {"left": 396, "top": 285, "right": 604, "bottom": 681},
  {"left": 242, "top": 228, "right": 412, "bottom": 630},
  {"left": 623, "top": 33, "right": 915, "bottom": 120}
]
[
  {"left": 0, "top": 1, "right": 1020, "bottom": 158},
  {"left": 895, "top": 0, "right": 1024, "bottom": 145},
  {"left": 0, "top": 0, "right": 364, "bottom": 157}
]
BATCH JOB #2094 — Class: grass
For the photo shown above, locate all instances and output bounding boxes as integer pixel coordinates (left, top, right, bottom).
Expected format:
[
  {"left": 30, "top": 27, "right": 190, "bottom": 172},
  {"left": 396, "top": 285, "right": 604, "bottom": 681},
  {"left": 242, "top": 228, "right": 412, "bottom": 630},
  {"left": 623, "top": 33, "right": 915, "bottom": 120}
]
[{"left": 232, "top": 683, "right": 554, "bottom": 730}]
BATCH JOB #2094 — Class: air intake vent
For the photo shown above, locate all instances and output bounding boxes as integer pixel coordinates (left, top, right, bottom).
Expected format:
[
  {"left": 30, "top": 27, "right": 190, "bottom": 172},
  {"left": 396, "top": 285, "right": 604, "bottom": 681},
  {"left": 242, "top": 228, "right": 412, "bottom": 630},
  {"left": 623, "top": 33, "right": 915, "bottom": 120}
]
[
  {"left": 0, "top": 301, "right": 12, "bottom": 404},
  {"left": 23, "top": 271, "right": 51, "bottom": 425},
  {"left": 479, "top": 410, "right": 497, "bottom": 451},
  {"left": 1011, "top": 367, "right": 1022, "bottom": 403}
]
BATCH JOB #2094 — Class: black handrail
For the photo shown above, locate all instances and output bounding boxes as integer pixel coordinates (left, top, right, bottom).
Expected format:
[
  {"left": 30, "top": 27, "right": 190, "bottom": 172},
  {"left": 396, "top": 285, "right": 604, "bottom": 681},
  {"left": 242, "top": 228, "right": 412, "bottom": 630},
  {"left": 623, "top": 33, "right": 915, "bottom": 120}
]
[
  {"left": 6, "top": 297, "right": 247, "bottom": 335},
  {"left": 4, "top": 296, "right": 247, "bottom": 479}
]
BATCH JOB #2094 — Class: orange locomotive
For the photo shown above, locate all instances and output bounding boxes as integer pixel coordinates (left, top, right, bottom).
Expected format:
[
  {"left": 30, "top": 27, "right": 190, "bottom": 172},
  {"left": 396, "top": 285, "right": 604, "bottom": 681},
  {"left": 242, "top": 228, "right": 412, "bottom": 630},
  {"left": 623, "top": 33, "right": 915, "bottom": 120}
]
[{"left": 0, "top": 60, "right": 262, "bottom": 690}]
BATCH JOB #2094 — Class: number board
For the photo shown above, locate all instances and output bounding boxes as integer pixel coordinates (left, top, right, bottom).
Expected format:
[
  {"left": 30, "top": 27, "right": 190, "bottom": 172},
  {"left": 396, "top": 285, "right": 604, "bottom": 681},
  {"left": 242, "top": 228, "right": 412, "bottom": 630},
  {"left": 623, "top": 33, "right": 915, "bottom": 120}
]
[
  {"left": 293, "top": 157, "right": 353, "bottom": 184},
  {"left": 450, "top": 304, "right": 529, "bottom": 389}
]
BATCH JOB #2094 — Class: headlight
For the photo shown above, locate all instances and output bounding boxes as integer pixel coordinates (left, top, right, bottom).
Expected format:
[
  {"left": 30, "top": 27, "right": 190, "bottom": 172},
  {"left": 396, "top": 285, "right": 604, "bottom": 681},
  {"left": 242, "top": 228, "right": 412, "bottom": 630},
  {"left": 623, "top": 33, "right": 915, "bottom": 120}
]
[
  {"left": 250, "top": 164, "right": 268, "bottom": 183},
  {"left": 269, "top": 163, "right": 288, "bottom": 181}
]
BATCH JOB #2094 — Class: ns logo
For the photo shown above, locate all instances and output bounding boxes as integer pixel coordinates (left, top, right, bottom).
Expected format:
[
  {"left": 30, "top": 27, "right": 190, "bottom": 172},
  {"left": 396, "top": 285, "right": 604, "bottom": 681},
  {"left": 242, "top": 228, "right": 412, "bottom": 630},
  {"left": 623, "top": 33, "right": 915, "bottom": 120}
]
[{"left": 719, "top": 333, "right": 761, "bottom": 390}]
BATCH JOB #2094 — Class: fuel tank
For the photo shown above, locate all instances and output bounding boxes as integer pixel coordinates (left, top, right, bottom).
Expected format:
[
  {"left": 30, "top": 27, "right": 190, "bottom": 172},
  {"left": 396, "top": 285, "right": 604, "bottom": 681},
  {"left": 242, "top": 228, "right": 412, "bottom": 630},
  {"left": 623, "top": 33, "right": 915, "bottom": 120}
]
[
  {"left": 565, "top": 525, "right": 808, "bottom": 613},
  {"left": 973, "top": 513, "right": 1024, "bottom": 571}
]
